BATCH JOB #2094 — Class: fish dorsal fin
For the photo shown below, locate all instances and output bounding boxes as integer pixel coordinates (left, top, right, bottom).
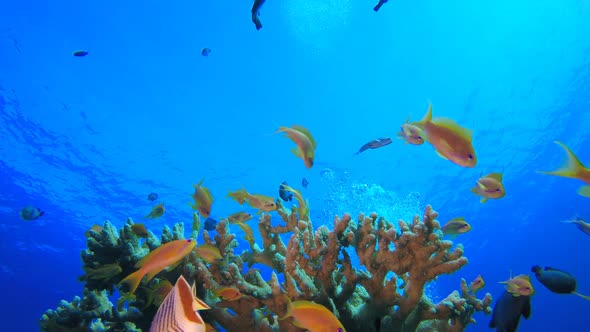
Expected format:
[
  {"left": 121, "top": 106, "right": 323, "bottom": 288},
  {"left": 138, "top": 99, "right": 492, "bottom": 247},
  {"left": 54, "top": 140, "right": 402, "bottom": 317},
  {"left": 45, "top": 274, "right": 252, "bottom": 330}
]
[
  {"left": 291, "top": 125, "right": 317, "bottom": 149},
  {"left": 486, "top": 172, "right": 503, "bottom": 181},
  {"left": 433, "top": 117, "right": 473, "bottom": 141},
  {"left": 448, "top": 217, "right": 465, "bottom": 222}
]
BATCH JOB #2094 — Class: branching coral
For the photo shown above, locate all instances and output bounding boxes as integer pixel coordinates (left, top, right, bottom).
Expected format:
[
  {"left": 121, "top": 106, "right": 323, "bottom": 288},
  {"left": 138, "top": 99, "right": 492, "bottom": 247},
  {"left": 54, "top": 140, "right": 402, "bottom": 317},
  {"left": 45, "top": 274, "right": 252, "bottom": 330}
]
[{"left": 41, "top": 201, "right": 492, "bottom": 332}]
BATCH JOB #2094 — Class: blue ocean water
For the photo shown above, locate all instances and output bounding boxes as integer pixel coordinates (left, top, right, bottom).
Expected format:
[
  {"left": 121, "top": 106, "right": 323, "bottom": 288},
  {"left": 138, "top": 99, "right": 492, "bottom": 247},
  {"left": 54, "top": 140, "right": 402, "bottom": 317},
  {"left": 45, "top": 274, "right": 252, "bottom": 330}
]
[{"left": 1, "top": 0, "right": 589, "bottom": 331}]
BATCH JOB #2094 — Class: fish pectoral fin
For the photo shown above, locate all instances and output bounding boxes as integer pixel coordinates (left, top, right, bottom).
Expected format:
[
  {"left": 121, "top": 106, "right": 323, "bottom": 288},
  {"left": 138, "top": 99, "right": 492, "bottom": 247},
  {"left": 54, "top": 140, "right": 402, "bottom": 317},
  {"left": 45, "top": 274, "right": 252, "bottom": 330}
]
[
  {"left": 573, "top": 291, "right": 590, "bottom": 300},
  {"left": 480, "top": 197, "right": 488, "bottom": 203},
  {"left": 291, "top": 147, "right": 302, "bottom": 158},
  {"left": 577, "top": 185, "right": 590, "bottom": 197}
]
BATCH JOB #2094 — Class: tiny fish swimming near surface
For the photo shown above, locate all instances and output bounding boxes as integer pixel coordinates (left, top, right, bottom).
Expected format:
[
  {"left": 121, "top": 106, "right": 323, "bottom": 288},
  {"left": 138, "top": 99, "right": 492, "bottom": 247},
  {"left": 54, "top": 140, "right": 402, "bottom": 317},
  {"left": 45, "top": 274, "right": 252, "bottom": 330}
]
[
  {"left": 537, "top": 141, "right": 590, "bottom": 197},
  {"left": 251, "top": 0, "right": 266, "bottom": 30},
  {"left": 275, "top": 125, "right": 317, "bottom": 168},
  {"left": 442, "top": 217, "right": 471, "bottom": 238},
  {"left": 73, "top": 50, "right": 88, "bottom": 57},
  {"left": 20, "top": 206, "right": 44, "bottom": 221},
  {"left": 204, "top": 217, "right": 217, "bottom": 231},
  {"left": 531, "top": 266, "right": 590, "bottom": 300},
  {"left": 374, "top": 0, "right": 388, "bottom": 11},
  {"left": 560, "top": 216, "right": 590, "bottom": 236},
  {"left": 201, "top": 48, "right": 211, "bottom": 56},
  {"left": 489, "top": 290, "right": 531, "bottom": 332},
  {"left": 302, "top": 177, "right": 309, "bottom": 189},
  {"left": 279, "top": 182, "right": 293, "bottom": 202},
  {"left": 470, "top": 172, "right": 506, "bottom": 203},
  {"left": 145, "top": 203, "right": 165, "bottom": 219},
  {"left": 354, "top": 138, "right": 392, "bottom": 156},
  {"left": 147, "top": 192, "right": 158, "bottom": 202}
]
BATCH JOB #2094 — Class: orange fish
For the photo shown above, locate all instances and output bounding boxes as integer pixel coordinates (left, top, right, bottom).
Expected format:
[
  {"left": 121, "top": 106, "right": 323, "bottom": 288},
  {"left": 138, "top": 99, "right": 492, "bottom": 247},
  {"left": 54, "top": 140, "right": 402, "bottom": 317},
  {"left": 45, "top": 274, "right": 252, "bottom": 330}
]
[
  {"left": 151, "top": 279, "right": 173, "bottom": 306},
  {"left": 414, "top": 103, "right": 476, "bottom": 167},
  {"left": 131, "top": 223, "right": 149, "bottom": 238},
  {"left": 227, "top": 211, "right": 253, "bottom": 224},
  {"left": 280, "top": 184, "right": 309, "bottom": 220},
  {"left": 227, "top": 188, "right": 276, "bottom": 212},
  {"left": 190, "top": 179, "right": 214, "bottom": 218},
  {"left": 213, "top": 287, "right": 242, "bottom": 301},
  {"left": 205, "top": 323, "right": 215, "bottom": 332},
  {"left": 84, "top": 224, "right": 103, "bottom": 237},
  {"left": 538, "top": 141, "right": 590, "bottom": 197},
  {"left": 236, "top": 222, "right": 255, "bottom": 245},
  {"left": 280, "top": 299, "right": 346, "bottom": 332},
  {"left": 470, "top": 172, "right": 506, "bottom": 203},
  {"left": 397, "top": 116, "right": 425, "bottom": 145},
  {"left": 469, "top": 275, "right": 485, "bottom": 294},
  {"left": 145, "top": 203, "right": 165, "bottom": 219},
  {"left": 120, "top": 239, "right": 196, "bottom": 294},
  {"left": 275, "top": 125, "right": 317, "bottom": 168},
  {"left": 500, "top": 273, "right": 535, "bottom": 297},
  {"left": 149, "top": 275, "right": 210, "bottom": 332},
  {"left": 194, "top": 244, "right": 224, "bottom": 264}
]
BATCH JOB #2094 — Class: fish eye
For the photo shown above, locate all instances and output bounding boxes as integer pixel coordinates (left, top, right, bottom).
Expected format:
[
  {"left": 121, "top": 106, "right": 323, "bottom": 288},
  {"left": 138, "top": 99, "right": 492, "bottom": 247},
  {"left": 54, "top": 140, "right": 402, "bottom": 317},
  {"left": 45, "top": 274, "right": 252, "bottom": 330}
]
[
  {"left": 186, "top": 239, "right": 192, "bottom": 243},
  {"left": 495, "top": 188, "right": 501, "bottom": 192},
  {"left": 467, "top": 154, "right": 474, "bottom": 159},
  {"left": 337, "top": 329, "right": 343, "bottom": 332}
]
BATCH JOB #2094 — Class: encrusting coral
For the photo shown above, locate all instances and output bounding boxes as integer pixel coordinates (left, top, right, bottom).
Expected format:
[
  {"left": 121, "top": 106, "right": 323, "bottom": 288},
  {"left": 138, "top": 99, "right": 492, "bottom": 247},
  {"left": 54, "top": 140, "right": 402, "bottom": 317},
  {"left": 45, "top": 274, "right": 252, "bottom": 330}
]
[{"left": 40, "top": 200, "right": 492, "bottom": 332}]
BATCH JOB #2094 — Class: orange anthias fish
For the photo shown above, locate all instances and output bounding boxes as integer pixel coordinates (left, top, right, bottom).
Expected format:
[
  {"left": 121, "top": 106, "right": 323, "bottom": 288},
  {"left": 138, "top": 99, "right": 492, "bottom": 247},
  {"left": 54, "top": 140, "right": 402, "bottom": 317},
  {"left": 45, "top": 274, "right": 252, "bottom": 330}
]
[
  {"left": 500, "top": 273, "right": 535, "bottom": 297},
  {"left": 469, "top": 275, "right": 485, "bottom": 294},
  {"left": 275, "top": 125, "right": 317, "bottom": 168},
  {"left": 397, "top": 116, "right": 425, "bottom": 145},
  {"left": 145, "top": 203, "right": 166, "bottom": 219},
  {"left": 470, "top": 172, "right": 506, "bottom": 203},
  {"left": 120, "top": 239, "right": 196, "bottom": 294},
  {"left": 149, "top": 275, "right": 210, "bottom": 332},
  {"left": 414, "top": 103, "right": 477, "bottom": 167},
  {"left": 538, "top": 141, "right": 590, "bottom": 197},
  {"left": 227, "top": 211, "right": 253, "bottom": 224},
  {"left": 441, "top": 217, "right": 471, "bottom": 238},
  {"left": 227, "top": 188, "right": 277, "bottom": 212},
  {"left": 131, "top": 223, "right": 149, "bottom": 238},
  {"left": 280, "top": 299, "right": 346, "bottom": 332},
  {"left": 213, "top": 287, "right": 242, "bottom": 301},
  {"left": 190, "top": 179, "right": 214, "bottom": 218},
  {"left": 84, "top": 224, "right": 103, "bottom": 237},
  {"left": 280, "top": 183, "right": 309, "bottom": 220},
  {"left": 236, "top": 222, "right": 255, "bottom": 245},
  {"left": 194, "top": 244, "right": 224, "bottom": 264}
]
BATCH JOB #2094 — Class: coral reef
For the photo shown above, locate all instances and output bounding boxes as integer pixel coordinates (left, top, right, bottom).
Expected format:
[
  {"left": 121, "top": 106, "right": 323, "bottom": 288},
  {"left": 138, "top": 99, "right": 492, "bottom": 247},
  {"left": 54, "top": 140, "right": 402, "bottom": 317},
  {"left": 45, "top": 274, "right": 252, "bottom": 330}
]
[{"left": 41, "top": 201, "right": 491, "bottom": 332}]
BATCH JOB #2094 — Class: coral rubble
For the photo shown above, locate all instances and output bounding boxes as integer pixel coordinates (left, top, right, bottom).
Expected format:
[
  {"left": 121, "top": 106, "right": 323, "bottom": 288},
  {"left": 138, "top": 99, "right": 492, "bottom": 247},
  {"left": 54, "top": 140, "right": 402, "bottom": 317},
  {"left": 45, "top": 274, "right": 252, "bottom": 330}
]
[{"left": 41, "top": 202, "right": 491, "bottom": 332}]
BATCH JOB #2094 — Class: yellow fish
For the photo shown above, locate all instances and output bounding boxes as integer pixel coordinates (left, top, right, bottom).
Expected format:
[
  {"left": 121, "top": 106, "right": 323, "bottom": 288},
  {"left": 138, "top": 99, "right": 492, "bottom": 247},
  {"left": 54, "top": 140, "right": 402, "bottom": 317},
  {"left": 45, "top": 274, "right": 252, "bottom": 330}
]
[
  {"left": 470, "top": 172, "right": 506, "bottom": 203},
  {"left": 120, "top": 239, "right": 196, "bottom": 294},
  {"left": 194, "top": 244, "right": 224, "bottom": 264},
  {"left": 469, "top": 275, "right": 485, "bottom": 294},
  {"left": 236, "top": 222, "right": 255, "bottom": 245},
  {"left": 145, "top": 203, "right": 165, "bottom": 219},
  {"left": 441, "top": 217, "right": 471, "bottom": 237},
  {"left": 227, "top": 188, "right": 277, "bottom": 212},
  {"left": 280, "top": 299, "right": 346, "bottom": 332},
  {"left": 280, "top": 184, "right": 309, "bottom": 220},
  {"left": 84, "top": 224, "right": 103, "bottom": 237},
  {"left": 275, "top": 125, "right": 317, "bottom": 169},
  {"left": 397, "top": 116, "right": 425, "bottom": 145},
  {"left": 500, "top": 272, "right": 535, "bottom": 297},
  {"left": 227, "top": 211, "right": 253, "bottom": 224},
  {"left": 149, "top": 275, "right": 210, "bottom": 332},
  {"left": 538, "top": 141, "right": 590, "bottom": 197},
  {"left": 415, "top": 103, "right": 476, "bottom": 167},
  {"left": 190, "top": 179, "right": 214, "bottom": 218},
  {"left": 213, "top": 287, "right": 242, "bottom": 301}
]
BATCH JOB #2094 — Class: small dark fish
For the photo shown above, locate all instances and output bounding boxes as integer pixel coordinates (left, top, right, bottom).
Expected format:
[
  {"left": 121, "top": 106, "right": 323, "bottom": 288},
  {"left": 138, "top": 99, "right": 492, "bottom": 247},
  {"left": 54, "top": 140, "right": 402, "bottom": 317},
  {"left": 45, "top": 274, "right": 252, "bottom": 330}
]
[
  {"left": 201, "top": 48, "right": 211, "bottom": 56},
  {"left": 531, "top": 266, "right": 590, "bottom": 300},
  {"left": 20, "top": 206, "right": 44, "bottom": 221},
  {"left": 251, "top": 0, "right": 266, "bottom": 30},
  {"left": 354, "top": 137, "right": 393, "bottom": 155},
  {"left": 489, "top": 290, "right": 531, "bottom": 332},
  {"left": 279, "top": 182, "right": 293, "bottom": 202},
  {"left": 147, "top": 192, "right": 158, "bottom": 202},
  {"left": 204, "top": 217, "right": 218, "bottom": 231},
  {"left": 301, "top": 177, "right": 309, "bottom": 189},
  {"left": 374, "top": 0, "right": 388, "bottom": 11},
  {"left": 374, "top": 318, "right": 381, "bottom": 331},
  {"left": 73, "top": 50, "right": 89, "bottom": 57}
]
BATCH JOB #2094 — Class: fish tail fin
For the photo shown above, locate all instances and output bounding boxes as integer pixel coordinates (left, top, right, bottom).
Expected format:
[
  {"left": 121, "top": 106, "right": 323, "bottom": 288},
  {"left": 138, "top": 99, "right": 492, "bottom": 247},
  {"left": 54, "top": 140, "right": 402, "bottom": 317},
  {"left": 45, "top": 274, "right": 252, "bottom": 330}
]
[
  {"left": 469, "top": 186, "right": 479, "bottom": 195},
  {"left": 119, "top": 269, "right": 145, "bottom": 295},
  {"left": 537, "top": 141, "right": 585, "bottom": 179},
  {"left": 279, "top": 296, "right": 293, "bottom": 320},
  {"left": 573, "top": 292, "right": 590, "bottom": 300}
]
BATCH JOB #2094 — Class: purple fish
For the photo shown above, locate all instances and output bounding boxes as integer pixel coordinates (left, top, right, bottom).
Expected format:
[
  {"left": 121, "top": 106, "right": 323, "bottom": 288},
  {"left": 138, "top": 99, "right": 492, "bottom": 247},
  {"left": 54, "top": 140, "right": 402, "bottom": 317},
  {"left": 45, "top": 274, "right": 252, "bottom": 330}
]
[{"left": 354, "top": 138, "right": 392, "bottom": 155}]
